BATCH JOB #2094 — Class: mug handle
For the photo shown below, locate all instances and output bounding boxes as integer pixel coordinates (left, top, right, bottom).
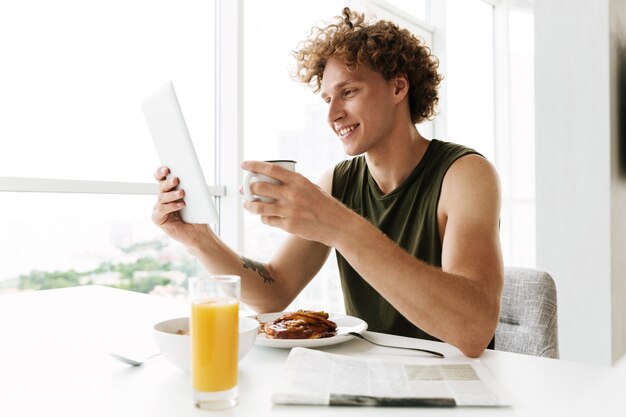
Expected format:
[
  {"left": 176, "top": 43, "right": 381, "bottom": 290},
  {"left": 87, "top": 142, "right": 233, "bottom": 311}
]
[{"left": 243, "top": 171, "right": 258, "bottom": 201}]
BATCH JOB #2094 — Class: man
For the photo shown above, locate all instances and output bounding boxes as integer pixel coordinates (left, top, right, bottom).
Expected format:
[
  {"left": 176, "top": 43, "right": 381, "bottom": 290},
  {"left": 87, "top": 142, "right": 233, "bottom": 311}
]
[{"left": 152, "top": 8, "right": 503, "bottom": 357}]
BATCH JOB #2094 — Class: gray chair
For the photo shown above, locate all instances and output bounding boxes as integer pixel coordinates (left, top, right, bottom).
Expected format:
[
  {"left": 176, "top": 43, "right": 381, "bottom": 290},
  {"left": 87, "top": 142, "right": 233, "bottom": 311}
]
[{"left": 495, "top": 267, "right": 559, "bottom": 358}]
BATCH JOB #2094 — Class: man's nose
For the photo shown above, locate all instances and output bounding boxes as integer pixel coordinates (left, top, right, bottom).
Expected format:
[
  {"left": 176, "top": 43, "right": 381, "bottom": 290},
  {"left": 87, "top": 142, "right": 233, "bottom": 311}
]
[{"left": 327, "top": 100, "right": 345, "bottom": 126}]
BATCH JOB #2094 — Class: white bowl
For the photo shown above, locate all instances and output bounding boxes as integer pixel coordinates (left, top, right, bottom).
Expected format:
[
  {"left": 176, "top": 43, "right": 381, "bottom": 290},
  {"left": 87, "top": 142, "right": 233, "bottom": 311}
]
[{"left": 153, "top": 316, "right": 259, "bottom": 372}]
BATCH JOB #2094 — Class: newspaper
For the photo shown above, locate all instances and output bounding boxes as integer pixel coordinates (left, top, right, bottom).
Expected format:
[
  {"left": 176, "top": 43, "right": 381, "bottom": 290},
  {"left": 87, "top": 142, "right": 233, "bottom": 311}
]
[{"left": 271, "top": 347, "right": 510, "bottom": 407}]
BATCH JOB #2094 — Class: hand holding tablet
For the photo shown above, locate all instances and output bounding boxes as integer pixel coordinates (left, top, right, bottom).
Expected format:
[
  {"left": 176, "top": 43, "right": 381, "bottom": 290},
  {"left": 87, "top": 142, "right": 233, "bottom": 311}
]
[{"left": 142, "top": 81, "right": 219, "bottom": 225}]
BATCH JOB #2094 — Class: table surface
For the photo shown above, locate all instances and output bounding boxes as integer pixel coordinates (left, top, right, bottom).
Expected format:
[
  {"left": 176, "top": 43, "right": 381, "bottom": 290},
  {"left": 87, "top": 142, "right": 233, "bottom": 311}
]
[{"left": 0, "top": 285, "right": 623, "bottom": 417}]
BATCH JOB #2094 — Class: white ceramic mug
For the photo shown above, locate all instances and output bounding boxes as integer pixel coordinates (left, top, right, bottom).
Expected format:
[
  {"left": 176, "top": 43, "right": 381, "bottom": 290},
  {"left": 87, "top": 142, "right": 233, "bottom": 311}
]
[{"left": 243, "top": 160, "right": 296, "bottom": 202}]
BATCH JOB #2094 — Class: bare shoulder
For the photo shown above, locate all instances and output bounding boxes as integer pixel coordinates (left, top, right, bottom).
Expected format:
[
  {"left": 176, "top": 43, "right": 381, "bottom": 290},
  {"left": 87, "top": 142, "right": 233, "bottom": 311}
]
[
  {"left": 440, "top": 154, "right": 501, "bottom": 217},
  {"left": 445, "top": 154, "right": 499, "bottom": 188}
]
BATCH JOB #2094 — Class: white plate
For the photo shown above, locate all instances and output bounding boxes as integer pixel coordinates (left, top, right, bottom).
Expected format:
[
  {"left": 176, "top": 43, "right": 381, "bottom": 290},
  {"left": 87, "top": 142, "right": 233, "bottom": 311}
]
[{"left": 254, "top": 312, "right": 368, "bottom": 349}]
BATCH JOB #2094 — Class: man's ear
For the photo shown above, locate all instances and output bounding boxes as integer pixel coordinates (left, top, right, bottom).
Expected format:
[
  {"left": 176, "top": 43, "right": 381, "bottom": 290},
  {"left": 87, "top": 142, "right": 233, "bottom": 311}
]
[{"left": 392, "top": 73, "right": 409, "bottom": 102}]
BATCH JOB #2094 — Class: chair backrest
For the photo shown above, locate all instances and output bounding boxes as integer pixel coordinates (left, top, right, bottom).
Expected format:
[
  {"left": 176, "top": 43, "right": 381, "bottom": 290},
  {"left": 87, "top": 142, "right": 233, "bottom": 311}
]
[{"left": 495, "top": 267, "right": 559, "bottom": 358}]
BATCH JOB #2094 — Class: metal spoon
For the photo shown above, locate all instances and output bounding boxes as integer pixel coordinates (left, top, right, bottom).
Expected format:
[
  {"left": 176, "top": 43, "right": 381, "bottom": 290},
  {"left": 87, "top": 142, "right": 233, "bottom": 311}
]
[
  {"left": 109, "top": 352, "right": 162, "bottom": 366},
  {"left": 348, "top": 332, "right": 445, "bottom": 358}
]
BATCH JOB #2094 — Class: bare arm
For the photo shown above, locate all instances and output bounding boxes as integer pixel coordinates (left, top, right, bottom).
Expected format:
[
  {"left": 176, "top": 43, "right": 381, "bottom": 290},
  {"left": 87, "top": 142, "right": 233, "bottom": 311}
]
[
  {"left": 152, "top": 166, "right": 333, "bottom": 313},
  {"left": 243, "top": 156, "right": 503, "bottom": 357}
]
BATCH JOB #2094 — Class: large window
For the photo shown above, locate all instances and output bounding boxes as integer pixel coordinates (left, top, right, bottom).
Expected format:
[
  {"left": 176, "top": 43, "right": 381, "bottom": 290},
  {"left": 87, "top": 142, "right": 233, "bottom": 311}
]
[
  {"left": 0, "top": 0, "right": 215, "bottom": 182},
  {"left": 0, "top": 0, "right": 215, "bottom": 295},
  {"left": 1, "top": 0, "right": 536, "bottom": 301}
]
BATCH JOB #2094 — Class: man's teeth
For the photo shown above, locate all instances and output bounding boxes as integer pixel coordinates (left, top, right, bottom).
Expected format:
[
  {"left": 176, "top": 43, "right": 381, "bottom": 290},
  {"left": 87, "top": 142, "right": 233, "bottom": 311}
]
[{"left": 339, "top": 125, "right": 357, "bottom": 135}]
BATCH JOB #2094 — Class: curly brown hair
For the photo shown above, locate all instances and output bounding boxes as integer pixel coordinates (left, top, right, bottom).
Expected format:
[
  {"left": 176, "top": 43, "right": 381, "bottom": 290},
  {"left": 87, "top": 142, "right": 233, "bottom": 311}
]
[{"left": 292, "top": 7, "right": 442, "bottom": 125}]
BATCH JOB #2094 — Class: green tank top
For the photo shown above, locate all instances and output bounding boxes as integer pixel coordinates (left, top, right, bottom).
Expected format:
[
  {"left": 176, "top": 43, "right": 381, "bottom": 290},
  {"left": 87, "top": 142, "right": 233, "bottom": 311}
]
[{"left": 332, "top": 139, "right": 483, "bottom": 342}]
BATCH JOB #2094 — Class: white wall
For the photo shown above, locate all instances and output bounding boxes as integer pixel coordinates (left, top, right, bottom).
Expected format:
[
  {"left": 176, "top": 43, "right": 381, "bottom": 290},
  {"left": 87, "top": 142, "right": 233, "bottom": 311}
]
[{"left": 535, "top": 0, "right": 626, "bottom": 365}]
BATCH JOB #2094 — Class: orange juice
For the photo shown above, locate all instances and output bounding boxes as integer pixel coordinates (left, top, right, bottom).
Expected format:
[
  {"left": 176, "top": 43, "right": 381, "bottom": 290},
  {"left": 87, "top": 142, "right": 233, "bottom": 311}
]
[{"left": 191, "top": 297, "right": 239, "bottom": 392}]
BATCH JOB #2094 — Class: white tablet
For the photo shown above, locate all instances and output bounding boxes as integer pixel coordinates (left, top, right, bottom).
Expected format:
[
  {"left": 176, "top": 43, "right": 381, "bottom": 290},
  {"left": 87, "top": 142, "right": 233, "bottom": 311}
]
[{"left": 141, "top": 81, "right": 219, "bottom": 224}]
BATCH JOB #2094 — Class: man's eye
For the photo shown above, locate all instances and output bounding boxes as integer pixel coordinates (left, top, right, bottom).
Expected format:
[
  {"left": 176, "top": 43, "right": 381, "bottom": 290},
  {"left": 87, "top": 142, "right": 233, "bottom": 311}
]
[{"left": 343, "top": 89, "right": 355, "bottom": 97}]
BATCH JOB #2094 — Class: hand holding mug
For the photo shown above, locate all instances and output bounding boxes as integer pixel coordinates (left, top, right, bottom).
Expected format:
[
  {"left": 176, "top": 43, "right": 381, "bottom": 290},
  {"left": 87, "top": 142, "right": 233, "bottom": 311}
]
[
  {"left": 243, "top": 160, "right": 297, "bottom": 202},
  {"left": 241, "top": 159, "right": 348, "bottom": 246}
]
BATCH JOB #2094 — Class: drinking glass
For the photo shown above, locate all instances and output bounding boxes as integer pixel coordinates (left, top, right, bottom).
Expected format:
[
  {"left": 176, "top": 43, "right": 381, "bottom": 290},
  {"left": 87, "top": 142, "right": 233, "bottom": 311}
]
[{"left": 188, "top": 275, "right": 240, "bottom": 410}]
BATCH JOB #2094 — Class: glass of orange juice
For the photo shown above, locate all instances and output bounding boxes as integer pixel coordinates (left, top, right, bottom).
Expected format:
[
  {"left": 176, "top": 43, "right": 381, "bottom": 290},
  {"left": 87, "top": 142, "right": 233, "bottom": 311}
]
[{"left": 188, "top": 275, "right": 240, "bottom": 410}]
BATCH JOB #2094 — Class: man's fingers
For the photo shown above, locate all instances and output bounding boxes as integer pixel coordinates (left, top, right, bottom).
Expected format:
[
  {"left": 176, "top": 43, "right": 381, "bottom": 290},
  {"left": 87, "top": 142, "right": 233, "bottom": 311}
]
[
  {"left": 158, "top": 189, "right": 185, "bottom": 204},
  {"left": 241, "top": 161, "right": 294, "bottom": 183},
  {"left": 248, "top": 180, "right": 281, "bottom": 200},
  {"left": 152, "top": 200, "right": 185, "bottom": 224},
  {"left": 159, "top": 176, "right": 179, "bottom": 193},
  {"left": 260, "top": 216, "right": 283, "bottom": 227},
  {"left": 243, "top": 199, "right": 282, "bottom": 217},
  {"left": 154, "top": 166, "right": 169, "bottom": 181},
  {"left": 154, "top": 166, "right": 179, "bottom": 193}
]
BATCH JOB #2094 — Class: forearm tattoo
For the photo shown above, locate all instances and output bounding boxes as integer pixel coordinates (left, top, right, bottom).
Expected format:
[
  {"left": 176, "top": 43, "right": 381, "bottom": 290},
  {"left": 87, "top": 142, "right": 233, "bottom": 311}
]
[{"left": 241, "top": 256, "right": 275, "bottom": 284}]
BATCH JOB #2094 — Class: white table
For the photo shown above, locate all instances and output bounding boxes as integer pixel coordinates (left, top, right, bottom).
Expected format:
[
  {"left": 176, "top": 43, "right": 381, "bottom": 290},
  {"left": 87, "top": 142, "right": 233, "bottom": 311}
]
[{"left": 0, "top": 286, "right": 623, "bottom": 416}]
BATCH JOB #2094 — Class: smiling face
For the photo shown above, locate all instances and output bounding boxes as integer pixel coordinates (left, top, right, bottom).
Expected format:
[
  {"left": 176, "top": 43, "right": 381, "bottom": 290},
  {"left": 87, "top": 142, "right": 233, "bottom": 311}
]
[{"left": 320, "top": 58, "right": 405, "bottom": 157}]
